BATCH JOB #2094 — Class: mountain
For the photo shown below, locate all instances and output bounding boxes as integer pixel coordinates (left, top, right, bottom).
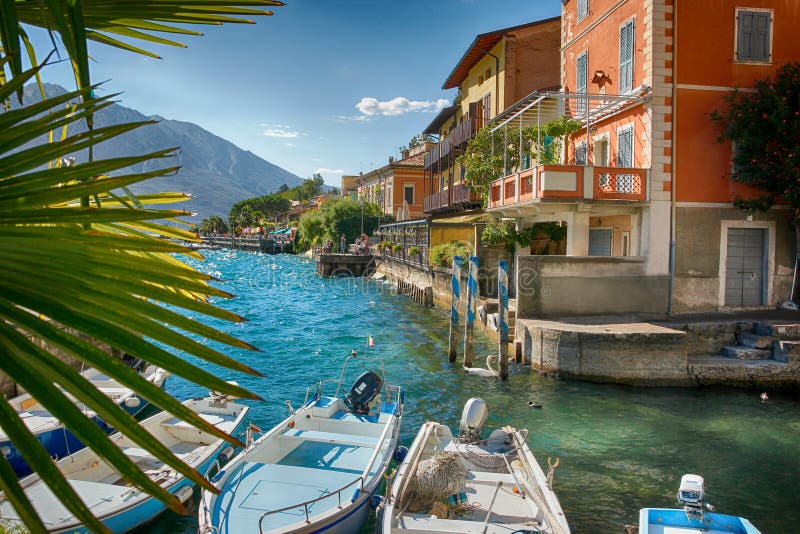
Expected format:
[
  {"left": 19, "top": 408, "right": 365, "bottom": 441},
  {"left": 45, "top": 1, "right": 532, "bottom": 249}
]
[{"left": 15, "top": 84, "right": 303, "bottom": 221}]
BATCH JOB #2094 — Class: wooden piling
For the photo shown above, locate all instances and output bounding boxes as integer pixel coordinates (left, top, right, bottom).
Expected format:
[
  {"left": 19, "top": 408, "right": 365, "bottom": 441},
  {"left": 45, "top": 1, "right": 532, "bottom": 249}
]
[
  {"left": 448, "top": 256, "right": 463, "bottom": 363},
  {"left": 498, "top": 260, "right": 509, "bottom": 380}
]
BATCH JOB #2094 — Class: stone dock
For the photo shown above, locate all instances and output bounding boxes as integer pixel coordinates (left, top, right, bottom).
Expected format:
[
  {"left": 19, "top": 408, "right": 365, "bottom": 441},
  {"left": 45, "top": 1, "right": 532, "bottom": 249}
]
[
  {"left": 517, "top": 315, "right": 800, "bottom": 390},
  {"left": 373, "top": 255, "right": 800, "bottom": 390}
]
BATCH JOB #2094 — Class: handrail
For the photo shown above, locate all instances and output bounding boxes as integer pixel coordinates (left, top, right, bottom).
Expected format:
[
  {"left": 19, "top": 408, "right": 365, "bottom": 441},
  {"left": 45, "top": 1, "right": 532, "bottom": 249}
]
[
  {"left": 392, "top": 422, "right": 436, "bottom": 510},
  {"left": 258, "top": 475, "right": 364, "bottom": 533},
  {"left": 359, "top": 415, "right": 397, "bottom": 484}
]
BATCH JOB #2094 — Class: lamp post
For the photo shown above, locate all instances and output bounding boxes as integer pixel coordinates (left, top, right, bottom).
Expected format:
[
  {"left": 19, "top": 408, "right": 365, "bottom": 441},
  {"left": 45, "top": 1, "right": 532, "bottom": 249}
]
[{"left": 359, "top": 175, "right": 365, "bottom": 235}]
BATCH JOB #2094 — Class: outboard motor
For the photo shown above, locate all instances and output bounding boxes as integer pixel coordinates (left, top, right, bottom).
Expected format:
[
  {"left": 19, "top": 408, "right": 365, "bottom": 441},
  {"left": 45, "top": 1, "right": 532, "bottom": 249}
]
[
  {"left": 344, "top": 371, "right": 383, "bottom": 414},
  {"left": 677, "top": 474, "right": 706, "bottom": 520},
  {"left": 459, "top": 397, "right": 488, "bottom": 443}
]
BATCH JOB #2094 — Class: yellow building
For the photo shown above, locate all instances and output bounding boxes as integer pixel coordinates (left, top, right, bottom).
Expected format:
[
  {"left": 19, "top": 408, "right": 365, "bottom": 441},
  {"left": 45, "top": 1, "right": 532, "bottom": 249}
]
[{"left": 423, "top": 17, "right": 561, "bottom": 215}]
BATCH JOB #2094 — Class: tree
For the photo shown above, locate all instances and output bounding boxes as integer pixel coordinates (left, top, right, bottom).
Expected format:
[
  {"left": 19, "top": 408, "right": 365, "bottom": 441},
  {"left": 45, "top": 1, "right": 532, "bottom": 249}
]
[
  {"left": 277, "top": 183, "right": 289, "bottom": 193},
  {"left": 198, "top": 216, "right": 229, "bottom": 235},
  {"left": 711, "top": 62, "right": 800, "bottom": 228},
  {"left": 1, "top": 1, "right": 282, "bottom": 530},
  {"left": 295, "top": 173, "right": 325, "bottom": 201},
  {"left": 295, "top": 198, "right": 385, "bottom": 250}
]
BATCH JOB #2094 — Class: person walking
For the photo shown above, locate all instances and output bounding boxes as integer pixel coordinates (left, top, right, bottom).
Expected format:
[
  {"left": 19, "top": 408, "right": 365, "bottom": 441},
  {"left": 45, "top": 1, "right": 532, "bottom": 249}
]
[{"left": 340, "top": 233, "right": 347, "bottom": 253}]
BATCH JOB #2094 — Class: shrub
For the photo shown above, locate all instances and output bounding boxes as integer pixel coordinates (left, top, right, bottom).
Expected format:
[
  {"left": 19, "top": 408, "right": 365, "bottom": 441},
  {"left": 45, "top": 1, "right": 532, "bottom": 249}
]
[
  {"left": 392, "top": 243, "right": 403, "bottom": 253},
  {"left": 408, "top": 245, "right": 420, "bottom": 256},
  {"left": 429, "top": 240, "right": 472, "bottom": 268}
]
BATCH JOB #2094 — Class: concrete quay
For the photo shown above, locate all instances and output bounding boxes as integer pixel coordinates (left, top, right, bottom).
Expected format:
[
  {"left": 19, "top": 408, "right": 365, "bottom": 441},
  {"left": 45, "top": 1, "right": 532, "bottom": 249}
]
[{"left": 517, "top": 312, "right": 800, "bottom": 390}]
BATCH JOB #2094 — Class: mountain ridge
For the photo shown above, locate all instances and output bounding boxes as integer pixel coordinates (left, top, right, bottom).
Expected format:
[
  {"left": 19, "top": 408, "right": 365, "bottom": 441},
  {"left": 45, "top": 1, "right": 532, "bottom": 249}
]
[{"left": 17, "top": 83, "right": 303, "bottom": 221}]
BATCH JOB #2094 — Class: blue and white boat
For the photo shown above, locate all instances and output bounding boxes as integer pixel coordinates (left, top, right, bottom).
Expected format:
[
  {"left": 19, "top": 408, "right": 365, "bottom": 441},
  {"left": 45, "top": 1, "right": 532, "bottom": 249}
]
[
  {"left": 198, "top": 351, "right": 403, "bottom": 534},
  {"left": 0, "top": 394, "right": 248, "bottom": 533},
  {"left": 0, "top": 364, "right": 170, "bottom": 477},
  {"left": 638, "top": 474, "right": 761, "bottom": 534}
]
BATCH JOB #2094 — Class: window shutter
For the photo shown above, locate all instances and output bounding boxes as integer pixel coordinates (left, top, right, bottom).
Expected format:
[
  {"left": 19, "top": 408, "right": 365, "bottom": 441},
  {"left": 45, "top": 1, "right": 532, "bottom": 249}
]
[
  {"left": 483, "top": 94, "right": 491, "bottom": 122},
  {"left": 468, "top": 102, "right": 478, "bottom": 122},
  {"left": 754, "top": 12, "right": 771, "bottom": 61},
  {"left": 738, "top": 11, "right": 753, "bottom": 60},
  {"left": 617, "top": 129, "right": 632, "bottom": 167},
  {"left": 619, "top": 20, "right": 634, "bottom": 93},
  {"left": 576, "top": 52, "right": 587, "bottom": 115}
]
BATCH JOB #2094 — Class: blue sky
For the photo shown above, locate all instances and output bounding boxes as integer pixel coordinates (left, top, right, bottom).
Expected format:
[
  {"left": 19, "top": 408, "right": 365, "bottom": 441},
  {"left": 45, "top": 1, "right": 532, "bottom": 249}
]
[{"left": 27, "top": 0, "right": 561, "bottom": 187}]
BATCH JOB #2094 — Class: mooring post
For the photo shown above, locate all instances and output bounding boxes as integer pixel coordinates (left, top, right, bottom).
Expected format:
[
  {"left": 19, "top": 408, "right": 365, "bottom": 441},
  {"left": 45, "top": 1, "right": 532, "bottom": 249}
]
[
  {"left": 498, "top": 260, "right": 509, "bottom": 380},
  {"left": 463, "top": 256, "right": 479, "bottom": 368},
  {"left": 448, "top": 256, "right": 463, "bottom": 363}
]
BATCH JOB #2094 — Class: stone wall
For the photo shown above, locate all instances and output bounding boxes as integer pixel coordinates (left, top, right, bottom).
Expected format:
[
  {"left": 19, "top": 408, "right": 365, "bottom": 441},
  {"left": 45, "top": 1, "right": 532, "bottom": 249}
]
[
  {"left": 516, "top": 255, "right": 670, "bottom": 318},
  {"left": 518, "top": 319, "right": 689, "bottom": 385}
]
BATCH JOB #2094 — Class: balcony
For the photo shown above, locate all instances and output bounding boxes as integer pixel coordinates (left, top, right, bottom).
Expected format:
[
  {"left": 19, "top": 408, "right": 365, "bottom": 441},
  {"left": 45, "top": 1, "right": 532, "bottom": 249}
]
[
  {"left": 424, "top": 118, "right": 479, "bottom": 171},
  {"left": 488, "top": 165, "right": 648, "bottom": 209},
  {"left": 424, "top": 183, "right": 481, "bottom": 213}
]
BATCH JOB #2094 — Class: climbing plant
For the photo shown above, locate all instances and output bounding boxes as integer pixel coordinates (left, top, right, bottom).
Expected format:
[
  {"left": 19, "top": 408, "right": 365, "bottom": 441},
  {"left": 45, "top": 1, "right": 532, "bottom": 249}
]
[{"left": 459, "top": 117, "right": 583, "bottom": 202}]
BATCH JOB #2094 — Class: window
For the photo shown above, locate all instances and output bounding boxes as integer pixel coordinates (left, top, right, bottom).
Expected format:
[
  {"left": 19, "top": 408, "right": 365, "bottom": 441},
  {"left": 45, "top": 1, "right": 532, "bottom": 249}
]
[
  {"left": 576, "top": 51, "right": 588, "bottom": 115},
  {"left": 594, "top": 137, "right": 609, "bottom": 166},
  {"left": 619, "top": 19, "right": 635, "bottom": 93},
  {"left": 616, "top": 126, "right": 634, "bottom": 193},
  {"left": 736, "top": 9, "right": 772, "bottom": 62},
  {"left": 404, "top": 185, "right": 414, "bottom": 205},
  {"left": 575, "top": 142, "right": 587, "bottom": 165},
  {"left": 485, "top": 68, "right": 491, "bottom": 80},
  {"left": 577, "top": 0, "right": 589, "bottom": 22},
  {"left": 482, "top": 94, "right": 491, "bottom": 123},
  {"left": 478, "top": 74, "right": 484, "bottom": 85},
  {"left": 617, "top": 126, "right": 633, "bottom": 167}
]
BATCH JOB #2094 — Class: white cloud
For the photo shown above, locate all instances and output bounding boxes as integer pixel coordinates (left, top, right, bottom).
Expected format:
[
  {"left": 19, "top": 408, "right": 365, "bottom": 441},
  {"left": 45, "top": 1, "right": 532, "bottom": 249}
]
[
  {"left": 315, "top": 167, "right": 345, "bottom": 175},
  {"left": 336, "top": 114, "right": 371, "bottom": 123},
  {"left": 355, "top": 97, "right": 450, "bottom": 117},
  {"left": 263, "top": 128, "right": 301, "bottom": 138}
]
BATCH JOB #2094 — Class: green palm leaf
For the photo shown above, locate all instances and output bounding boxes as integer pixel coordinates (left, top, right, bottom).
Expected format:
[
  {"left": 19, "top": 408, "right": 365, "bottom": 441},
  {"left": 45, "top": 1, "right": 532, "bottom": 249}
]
[{"left": 0, "top": 69, "right": 262, "bottom": 529}]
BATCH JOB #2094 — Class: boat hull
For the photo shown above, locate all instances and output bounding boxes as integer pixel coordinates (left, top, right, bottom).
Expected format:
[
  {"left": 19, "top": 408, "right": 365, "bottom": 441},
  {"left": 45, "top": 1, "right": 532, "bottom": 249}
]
[
  {"left": 639, "top": 508, "right": 761, "bottom": 534},
  {"left": 2, "top": 368, "right": 167, "bottom": 478},
  {"left": 200, "top": 391, "right": 402, "bottom": 534}
]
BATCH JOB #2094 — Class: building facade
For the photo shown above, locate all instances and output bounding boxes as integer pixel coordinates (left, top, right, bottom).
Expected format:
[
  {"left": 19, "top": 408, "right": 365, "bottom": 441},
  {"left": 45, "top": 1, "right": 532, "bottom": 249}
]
[
  {"left": 423, "top": 17, "right": 562, "bottom": 216},
  {"left": 487, "top": 0, "right": 799, "bottom": 317},
  {"left": 356, "top": 144, "right": 429, "bottom": 221}
]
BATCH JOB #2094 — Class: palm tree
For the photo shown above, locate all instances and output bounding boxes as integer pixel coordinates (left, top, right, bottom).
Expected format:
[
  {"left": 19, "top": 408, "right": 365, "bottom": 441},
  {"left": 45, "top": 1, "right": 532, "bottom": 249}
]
[{"left": 1, "top": 1, "right": 283, "bottom": 532}]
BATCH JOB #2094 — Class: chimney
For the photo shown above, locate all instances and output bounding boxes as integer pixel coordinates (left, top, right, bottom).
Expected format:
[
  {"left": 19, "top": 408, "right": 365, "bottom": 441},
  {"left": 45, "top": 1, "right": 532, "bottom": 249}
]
[{"left": 389, "top": 156, "right": 394, "bottom": 163}]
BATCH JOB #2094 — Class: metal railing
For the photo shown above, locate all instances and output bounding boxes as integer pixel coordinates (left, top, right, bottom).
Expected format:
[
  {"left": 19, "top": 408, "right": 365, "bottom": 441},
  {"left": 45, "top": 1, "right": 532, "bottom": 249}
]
[{"left": 258, "top": 475, "right": 364, "bottom": 532}]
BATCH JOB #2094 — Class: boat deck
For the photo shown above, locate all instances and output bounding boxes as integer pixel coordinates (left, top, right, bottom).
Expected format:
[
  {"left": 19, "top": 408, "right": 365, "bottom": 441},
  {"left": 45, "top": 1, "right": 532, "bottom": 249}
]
[
  {"left": 214, "top": 438, "right": 381, "bottom": 532},
  {"left": 396, "top": 470, "right": 541, "bottom": 534}
]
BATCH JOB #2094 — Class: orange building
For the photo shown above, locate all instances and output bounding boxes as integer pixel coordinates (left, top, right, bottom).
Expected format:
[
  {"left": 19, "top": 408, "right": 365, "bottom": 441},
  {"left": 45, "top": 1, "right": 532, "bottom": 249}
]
[
  {"left": 356, "top": 144, "right": 429, "bottom": 221},
  {"left": 488, "top": 0, "right": 800, "bottom": 317}
]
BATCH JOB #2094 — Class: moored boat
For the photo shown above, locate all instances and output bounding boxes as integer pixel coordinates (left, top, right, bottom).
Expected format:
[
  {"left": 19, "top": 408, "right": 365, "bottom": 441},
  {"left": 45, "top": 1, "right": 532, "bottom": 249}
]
[
  {"left": 198, "top": 350, "right": 403, "bottom": 533},
  {"left": 382, "top": 397, "right": 570, "bottom": 534},
  {"left": 0, "top": 363, "right": 170, "bottom": 477},
  {"left": 637, "top": 474, "right": 761, "bottom": 534},
  {"left": 0, "top": 394, "right": 248, "bottom": 533}
]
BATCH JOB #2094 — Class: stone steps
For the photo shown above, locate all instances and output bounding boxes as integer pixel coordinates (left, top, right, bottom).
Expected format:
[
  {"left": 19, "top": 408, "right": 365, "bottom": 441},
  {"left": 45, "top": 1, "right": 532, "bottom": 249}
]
[{"left": 723, "top": 322, "right": 800, "bottom": 363}]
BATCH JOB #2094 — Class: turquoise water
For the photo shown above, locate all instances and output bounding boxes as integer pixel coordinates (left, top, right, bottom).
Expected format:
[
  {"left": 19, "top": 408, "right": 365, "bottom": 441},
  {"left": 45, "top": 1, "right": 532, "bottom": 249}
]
[{"left": 146, "top": 250, "right": 800, "bottom": 533}]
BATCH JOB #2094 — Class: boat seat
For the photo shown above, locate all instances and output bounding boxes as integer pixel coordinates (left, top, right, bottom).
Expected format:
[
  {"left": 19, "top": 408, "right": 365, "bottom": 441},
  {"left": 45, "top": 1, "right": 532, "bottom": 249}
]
[
  {"left": 121, "top": 446, "right": 156, "bottom": 461},
  {"left": 281, "top": 428, "right": 379, "bottom": 447},
  {"left": 397, "top": 514, "right": 535, "bottom": 533},
  {"left": 467, "top": 470, "right": 520, "bottom": 486}
]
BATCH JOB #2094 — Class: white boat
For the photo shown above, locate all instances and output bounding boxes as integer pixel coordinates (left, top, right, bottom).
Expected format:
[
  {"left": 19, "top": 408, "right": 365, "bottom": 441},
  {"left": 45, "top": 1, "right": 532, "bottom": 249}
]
[
  {"left": 0, "top": 394, "right": 248, "bottom": 533},
  {"left": 382, "top": 398, "right": 570, "bottom": 534},
  {"left": 0, "top": 363, "right": 170, "bottom": 477},
  {"left": 198, "top": 351, "right": 403, "bottom": 533},
  {"left": 637, "top": 474, "right": 761, "bottom": 534}
]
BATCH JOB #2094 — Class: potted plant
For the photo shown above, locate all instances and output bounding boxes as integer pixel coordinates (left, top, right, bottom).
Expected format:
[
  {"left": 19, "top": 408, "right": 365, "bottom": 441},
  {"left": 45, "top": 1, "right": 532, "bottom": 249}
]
[
  {"left": 392, "top": 243, "right": 403, "bottom": 256},
  {"left": 408, "top": 245, "right": 420, "bottom": 258}
]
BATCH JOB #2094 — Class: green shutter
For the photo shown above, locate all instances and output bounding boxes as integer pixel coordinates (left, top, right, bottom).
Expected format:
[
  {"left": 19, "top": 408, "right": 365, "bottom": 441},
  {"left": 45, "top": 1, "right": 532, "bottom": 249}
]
[{"left": 753, "top": 12, "right": 771, "bottom": 61}]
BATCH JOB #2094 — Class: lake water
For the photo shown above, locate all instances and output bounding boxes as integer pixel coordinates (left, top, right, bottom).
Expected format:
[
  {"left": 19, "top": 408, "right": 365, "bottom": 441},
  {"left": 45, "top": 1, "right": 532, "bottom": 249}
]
[{"left": 146, "top": 250, "right": 800, "bottom": 533}]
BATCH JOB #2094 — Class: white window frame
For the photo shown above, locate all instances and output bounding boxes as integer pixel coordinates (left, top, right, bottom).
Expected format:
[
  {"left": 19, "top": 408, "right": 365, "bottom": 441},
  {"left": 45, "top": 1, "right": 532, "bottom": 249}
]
[
  {"left": 619, "top": 17, "right": 635, "bottom": 94},
  {"left": 577, "top": 0, "right": 589, "bottom": 22},
  {"left": 734, "top": 7, "right": 773, "bottom": 64},
  {"left": 593, "top": 133, "right": 610, "bottom": 167}
]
